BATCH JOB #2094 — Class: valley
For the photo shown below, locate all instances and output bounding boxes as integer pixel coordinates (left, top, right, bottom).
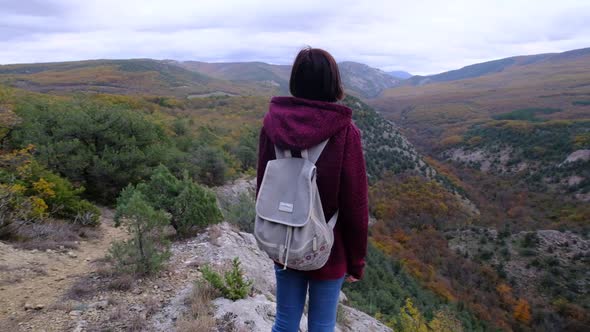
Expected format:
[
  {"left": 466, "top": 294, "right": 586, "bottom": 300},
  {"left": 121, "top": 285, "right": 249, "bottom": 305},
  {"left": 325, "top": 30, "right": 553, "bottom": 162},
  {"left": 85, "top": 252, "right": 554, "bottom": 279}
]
[{"left": 0, "top": 47, "right": 589, "bottom": 331}]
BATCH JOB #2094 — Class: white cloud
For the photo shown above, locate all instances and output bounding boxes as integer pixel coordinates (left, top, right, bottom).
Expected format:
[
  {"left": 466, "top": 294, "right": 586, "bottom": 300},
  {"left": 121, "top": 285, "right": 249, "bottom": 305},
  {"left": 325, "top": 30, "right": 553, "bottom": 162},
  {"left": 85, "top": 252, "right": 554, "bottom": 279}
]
[{"left": 0, "top": 0, "right": 589, "bottom": 74}]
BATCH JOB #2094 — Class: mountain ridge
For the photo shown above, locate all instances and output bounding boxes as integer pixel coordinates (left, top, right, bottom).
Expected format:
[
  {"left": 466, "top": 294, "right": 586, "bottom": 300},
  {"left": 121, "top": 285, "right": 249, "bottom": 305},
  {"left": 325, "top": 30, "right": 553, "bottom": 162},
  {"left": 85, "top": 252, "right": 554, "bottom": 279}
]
[
  {"left": 401, "top": 47, "right": 590, "bottom": 86},
  {"left": 0, "top": 58, "right": 401, "bottom": 99},
  {"left": 387, "top": 70, "right": 413, "bottom": 80}
]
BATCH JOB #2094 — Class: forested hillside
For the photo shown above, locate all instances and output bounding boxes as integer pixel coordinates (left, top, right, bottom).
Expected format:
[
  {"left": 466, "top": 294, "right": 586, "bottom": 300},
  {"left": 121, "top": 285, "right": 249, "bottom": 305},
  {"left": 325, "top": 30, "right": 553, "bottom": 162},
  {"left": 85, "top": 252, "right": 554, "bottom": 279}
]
[
  {"left": 372, "top": 47, "right": 590, "bottom": 226},
  {"left": 370, "top": 47, "right": 590, "bottom": 331}
]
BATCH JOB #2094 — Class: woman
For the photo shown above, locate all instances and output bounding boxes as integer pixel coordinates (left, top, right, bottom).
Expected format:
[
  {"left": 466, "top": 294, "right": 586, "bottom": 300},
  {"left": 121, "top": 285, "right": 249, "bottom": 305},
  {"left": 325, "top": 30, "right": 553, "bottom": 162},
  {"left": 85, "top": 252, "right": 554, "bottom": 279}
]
[{"left": 256, "top": 47, "right": 369, "bottom": 332}]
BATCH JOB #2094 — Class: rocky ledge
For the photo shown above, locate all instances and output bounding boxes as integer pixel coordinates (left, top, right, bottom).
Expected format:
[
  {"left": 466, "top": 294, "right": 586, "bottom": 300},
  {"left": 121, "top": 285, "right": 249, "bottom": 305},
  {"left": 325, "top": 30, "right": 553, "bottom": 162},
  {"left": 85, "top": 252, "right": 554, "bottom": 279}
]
[{"left": 154, "top": 222, "right": 392, "bottom": 331}]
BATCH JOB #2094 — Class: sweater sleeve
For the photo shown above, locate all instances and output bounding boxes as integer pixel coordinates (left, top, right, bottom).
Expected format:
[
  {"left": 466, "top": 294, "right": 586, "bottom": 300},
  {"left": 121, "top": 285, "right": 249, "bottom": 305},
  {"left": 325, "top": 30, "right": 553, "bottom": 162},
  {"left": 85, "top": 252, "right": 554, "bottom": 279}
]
[
  {"left": 256, "top": 127, "right": 275, "bottom": 198},
  {"left": 339, "top": 125, "right": 369, "bottom": 279}
]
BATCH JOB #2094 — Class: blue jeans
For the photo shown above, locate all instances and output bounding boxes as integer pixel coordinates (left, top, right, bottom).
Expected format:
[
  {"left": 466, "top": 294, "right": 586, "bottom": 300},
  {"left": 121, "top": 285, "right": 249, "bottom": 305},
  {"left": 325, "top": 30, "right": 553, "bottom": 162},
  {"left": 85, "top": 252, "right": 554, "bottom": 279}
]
[{"left": 272, "top": 264, "right": 345, "bottom": 332}]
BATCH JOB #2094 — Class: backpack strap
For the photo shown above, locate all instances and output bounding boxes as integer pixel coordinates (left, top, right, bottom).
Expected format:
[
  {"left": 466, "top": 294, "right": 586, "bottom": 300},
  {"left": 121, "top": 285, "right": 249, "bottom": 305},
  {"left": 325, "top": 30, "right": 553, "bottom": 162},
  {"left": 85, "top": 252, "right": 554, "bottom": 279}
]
[
  {"left": 274, "top": 146, "right": 292, "bottom": 159},
  {"left": 274, "top": 139, "right": 329, "bottom": 164},
  {"left": 327, "top": 210, "right": 339, "bottom": 229},
  {"left": 301, "top": 139, "right": 329, "bottom": 164}
]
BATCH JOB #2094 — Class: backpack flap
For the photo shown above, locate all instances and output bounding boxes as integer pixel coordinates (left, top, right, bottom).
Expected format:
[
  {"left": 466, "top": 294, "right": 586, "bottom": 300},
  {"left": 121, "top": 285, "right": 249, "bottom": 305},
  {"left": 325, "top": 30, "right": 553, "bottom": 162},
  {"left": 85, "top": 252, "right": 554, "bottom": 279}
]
[{"left": 256, "top": 158, "right": 315, "bottom": 227}]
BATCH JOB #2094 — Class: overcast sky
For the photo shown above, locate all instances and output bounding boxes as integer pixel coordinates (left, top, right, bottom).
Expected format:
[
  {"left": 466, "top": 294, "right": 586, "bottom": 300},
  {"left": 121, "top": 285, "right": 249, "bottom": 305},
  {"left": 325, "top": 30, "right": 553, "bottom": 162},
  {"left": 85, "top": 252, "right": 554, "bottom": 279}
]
[{"left": 1, "top": 0, "right": 589, "bottom": 75}]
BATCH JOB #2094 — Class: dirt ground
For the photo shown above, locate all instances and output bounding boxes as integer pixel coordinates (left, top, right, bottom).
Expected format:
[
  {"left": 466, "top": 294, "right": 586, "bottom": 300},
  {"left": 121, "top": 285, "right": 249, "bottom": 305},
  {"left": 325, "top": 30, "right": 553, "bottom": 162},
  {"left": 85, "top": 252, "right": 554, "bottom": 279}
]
[{"left": 0, "top": 208, "right": 128, "bottom": 331}]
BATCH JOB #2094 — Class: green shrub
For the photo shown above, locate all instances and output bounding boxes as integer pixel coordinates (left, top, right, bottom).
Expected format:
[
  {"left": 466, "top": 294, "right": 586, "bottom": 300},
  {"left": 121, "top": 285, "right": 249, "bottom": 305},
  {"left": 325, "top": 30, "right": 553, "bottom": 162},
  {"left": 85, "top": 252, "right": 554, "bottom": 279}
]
[
  {"left": 478, "top": 250, "right": 494, "bottom": 261},
  {"left": 201, "top": 258, "right": 253, "bottom": 301},
  {"left": 192, "top": 146, "right": 228, "bottom": 186},
  {"left": 522, "top": 232, "right": 540, "bottom": 248},
  {"left": 118, "top": 165, "right": 223, "bottom": 237},
  {"left": 230, "top": 128, "right": 258, "bottom": 171},
  {"left": 109, "top": 190, "right": 170, "bottom": 275},
  {"left": 10, "top": 99, "right": 176, "bottom": 203},
  {"left": 492, "top": 108, "right": 561, "bottom": 122},
  {"left": 221, "top": 193, "right": 255, "bottom": 232},
  {"left": 500, "top": 247, "right": 511, "bottom": 260},
  {"left": 518, "top": 248, "right": 537, "bottom": 257}
]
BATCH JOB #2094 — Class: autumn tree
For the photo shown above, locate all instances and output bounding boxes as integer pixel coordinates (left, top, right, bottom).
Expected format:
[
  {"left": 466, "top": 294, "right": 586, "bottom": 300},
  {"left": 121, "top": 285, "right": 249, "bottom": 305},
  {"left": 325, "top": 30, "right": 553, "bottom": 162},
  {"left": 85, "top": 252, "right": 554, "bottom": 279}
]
[
  {"left": 369, "top": 173, "right": 468, "bottom": 229},
  {"left": 397, "top": 298, "right": 428, "bottom": 332},
  {"left": 513, "top": 298, "right": 532, "bottom": 324},
  {"left": 429, "top": 309, "right": 464, "bottom": 332}
]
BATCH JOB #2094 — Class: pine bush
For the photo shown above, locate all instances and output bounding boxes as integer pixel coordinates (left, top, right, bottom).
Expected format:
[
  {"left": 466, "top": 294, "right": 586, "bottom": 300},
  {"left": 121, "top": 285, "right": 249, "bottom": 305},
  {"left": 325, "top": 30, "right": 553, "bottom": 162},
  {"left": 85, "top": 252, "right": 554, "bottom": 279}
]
[
  {"left": 201, "top": 258, "right": 253, "bottom": 301},
  {"left": 109, "top": 190, "right": 170, "bottom": 275}
]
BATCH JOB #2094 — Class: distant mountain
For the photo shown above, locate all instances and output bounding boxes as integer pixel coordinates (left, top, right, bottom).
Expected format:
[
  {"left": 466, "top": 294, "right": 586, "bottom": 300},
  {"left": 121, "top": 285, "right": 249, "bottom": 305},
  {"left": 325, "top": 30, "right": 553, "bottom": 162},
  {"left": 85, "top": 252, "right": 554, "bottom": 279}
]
[
  {"left": 372, "top": 46, "right": 590, "bottom": 216},
  {"left": 403, "top": 47, "right": 590, "bottom": 86},
  {"left": 386, "top": 70, "right": 412, "bottom": 80},
  {"left": 179, "top": 60, "right": 400, "bottom": 99},
  {"left": 177, "top": 61, "right": 291, "bottom": 93},
  {"left": 0, "top": 59, "right": 211, "bottom": 95},
  {"left": 0, "top": 58, "right": 400, "bottom": 99},
  {"left": 0, "top": 59, "right": 281, "bottom": 96},
  {"left": 338, "top": 61, "right": 400, "bottom": 98}
]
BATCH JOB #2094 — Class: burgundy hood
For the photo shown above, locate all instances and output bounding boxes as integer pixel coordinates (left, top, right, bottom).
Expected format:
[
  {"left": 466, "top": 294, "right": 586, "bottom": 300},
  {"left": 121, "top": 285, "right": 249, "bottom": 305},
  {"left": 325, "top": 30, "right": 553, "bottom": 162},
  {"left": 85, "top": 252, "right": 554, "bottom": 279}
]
[{"left": 263, "top": 96, "right": 352, "bottom": 150}]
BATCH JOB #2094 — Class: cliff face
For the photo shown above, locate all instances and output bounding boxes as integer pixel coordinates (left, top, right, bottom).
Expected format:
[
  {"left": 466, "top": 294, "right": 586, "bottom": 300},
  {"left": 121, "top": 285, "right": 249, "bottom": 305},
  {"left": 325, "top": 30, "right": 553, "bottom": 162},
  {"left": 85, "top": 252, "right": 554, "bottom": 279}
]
[{"left": 168, "top": 222, "right": 392, "bottom": 332}]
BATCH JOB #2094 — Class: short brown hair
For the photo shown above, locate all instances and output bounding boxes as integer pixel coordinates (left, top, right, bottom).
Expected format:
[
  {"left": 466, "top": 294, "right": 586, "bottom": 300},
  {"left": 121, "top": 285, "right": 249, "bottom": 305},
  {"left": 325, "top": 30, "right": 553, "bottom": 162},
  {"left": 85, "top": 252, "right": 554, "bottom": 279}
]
[{"left": 289, "top": 47, "right": 344, "bottom": 102}]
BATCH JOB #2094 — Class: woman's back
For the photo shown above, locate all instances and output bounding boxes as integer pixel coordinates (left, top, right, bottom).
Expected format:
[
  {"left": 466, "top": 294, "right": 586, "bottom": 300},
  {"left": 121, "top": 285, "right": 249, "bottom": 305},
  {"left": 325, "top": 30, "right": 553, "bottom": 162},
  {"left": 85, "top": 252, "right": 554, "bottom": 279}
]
[
  {"left": 256, "top": 47, "right": 368, "bottom": 332},
  {"left": 257, "top": 96, "right": 368, "bottom": 280}
]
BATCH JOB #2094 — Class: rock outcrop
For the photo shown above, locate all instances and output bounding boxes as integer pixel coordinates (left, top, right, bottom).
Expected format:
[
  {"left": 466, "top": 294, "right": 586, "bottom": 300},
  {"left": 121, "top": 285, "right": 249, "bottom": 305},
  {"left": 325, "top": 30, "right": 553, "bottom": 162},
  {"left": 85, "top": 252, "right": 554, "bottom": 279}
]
[{"left": 175, "top": 222, "right": 392, "bottom": 332}]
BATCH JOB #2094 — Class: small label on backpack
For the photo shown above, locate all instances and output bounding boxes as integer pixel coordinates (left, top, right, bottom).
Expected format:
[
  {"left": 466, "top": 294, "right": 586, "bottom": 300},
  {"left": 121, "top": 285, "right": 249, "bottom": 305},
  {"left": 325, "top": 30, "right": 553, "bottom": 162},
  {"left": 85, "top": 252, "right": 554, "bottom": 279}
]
[{"left": 278, "top": 202, "right": 294, "bottom": 213}]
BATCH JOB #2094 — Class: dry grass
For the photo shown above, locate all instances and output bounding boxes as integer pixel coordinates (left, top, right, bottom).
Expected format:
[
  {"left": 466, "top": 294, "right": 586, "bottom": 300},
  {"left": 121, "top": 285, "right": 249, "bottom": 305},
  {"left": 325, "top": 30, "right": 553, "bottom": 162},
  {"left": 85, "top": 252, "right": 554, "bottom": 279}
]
[
  {"left": 0, "top": 317, "right": 22, "bottom": 332},
  {"left": 208, "top": 224, "right": 223, "bottom": 246},
  {"left": 47, "top": 301, "right": 75, "bottom": 312},
  {"left": 107, "top": 274, "right": 134, "bottom": 291},
  {"left": 105, "top": 304, "right": 147, "bottom": 331},
  {"left": 94, "top": 261, "right": 116, "bottom": 278},
  {"left": 11, "top": 219, "right": 100, "bottom": 251},
  {"left": 143, "top": 296, "right": 161, "bottom": 317},
  {"left": 65, "top": 276, "right": 99, "bottom": 300},
  {"left": 108, "top": 304, "right": 126, "bottom": 321},
  {"left": 176, "top": 318, "right": 217, "bottom": 332},
  {"left": 126, "top": 313, "right": 146, "bottom": 332},
  {"left": 88, "top": 256, "right": 135, "bottom": 291},
  {"left": 0, "top": 264, "right": 48, "bottom": 286},
  {"left": 13, "top": 220, "right": 80, "bottom": 251},
  {"left": 176, "top": 281, "right": 217, "bottom": 332}
]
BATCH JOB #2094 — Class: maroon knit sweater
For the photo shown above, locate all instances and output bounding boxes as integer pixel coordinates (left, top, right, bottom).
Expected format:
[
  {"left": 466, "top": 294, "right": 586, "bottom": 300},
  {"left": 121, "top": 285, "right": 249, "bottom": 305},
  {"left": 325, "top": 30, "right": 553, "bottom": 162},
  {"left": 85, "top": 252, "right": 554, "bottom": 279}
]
[{"left": 256, "top": 96, "right": 369, "bottom": 280}]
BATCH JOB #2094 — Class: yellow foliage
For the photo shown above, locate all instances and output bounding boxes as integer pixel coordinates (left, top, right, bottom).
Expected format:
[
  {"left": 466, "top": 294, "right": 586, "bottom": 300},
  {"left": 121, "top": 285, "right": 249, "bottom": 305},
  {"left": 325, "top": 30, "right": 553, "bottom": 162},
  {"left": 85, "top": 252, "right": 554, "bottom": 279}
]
[
  {"left": 467, "top": 136, "right": 483, "bottom": 145},
  {"left": 513, "top": 298, "right": 532, "bottom": 324},
  {"left": 30, "top": 196, "right": 48, "bottom": 218},
  {"left": 573, "top": 133, "right": 590, "bottom": 148},
  {"left": 9, "top": 184, "right": 26, "bottom": 194},
  {"left": 494, "top": 120, "right": 534, "bottom": 133},
  {"left": 439, "top": 135, "right": 463, "bottom": 147},
  {"left": 398, "top": 298, "right": 429, "bottom": 332},
  {"left": 429, "top": 309, "right": 464, "bottom": 332},
  {"left": 33, "top": 178, "right": 56, "bottom": 198}
]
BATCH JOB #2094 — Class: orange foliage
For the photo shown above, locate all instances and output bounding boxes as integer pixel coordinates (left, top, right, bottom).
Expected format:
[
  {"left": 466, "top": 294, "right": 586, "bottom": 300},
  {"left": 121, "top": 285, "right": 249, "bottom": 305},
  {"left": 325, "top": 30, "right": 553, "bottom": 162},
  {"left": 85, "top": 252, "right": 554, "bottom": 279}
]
[
  {"left": 422, "top": 156, "right": 467, "bottom": 191},
  {"left": 496, "top": 283, "right": 515, "bottom": 305},
  {"left": 392, "top": 228, "right": 409, "bottom": 244},
  {"left": 513, "top": 298, "right": 532, "bottom": 324},
  {"left": 368, "top": 217, "right": 519, "bottom": 329},
  {"left": 369, "top": 173, "right": 467, "bottom": 228},
  {"left": 427, "top": 280, "right": 456, "bottom": 302}
]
